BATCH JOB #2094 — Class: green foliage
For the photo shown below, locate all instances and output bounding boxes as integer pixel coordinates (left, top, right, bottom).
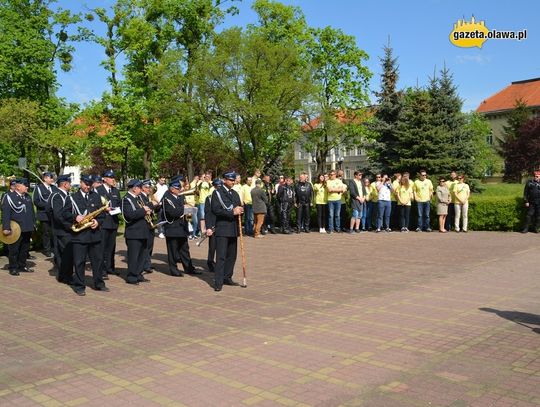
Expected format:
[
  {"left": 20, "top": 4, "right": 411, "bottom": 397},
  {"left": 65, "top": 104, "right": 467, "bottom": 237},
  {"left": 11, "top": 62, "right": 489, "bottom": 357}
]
[{"left": 467, "top": 196, "right": 524, "bottom": 231}]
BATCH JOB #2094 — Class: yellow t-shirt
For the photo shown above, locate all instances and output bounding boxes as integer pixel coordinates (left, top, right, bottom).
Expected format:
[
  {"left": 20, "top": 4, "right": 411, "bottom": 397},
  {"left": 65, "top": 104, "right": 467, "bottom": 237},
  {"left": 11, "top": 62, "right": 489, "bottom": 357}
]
[
  {"left": 370, "top": 184, "right": 378, "bottom": 203},
  {"left": 396, "top": 184, "right": 413, "bottom": 206},
  {"left": 185, "top": 181, "right": 197, "bottom": 206},
  {"left": 313, "top": 183, "right": 328, "bottom": 205},
  {"left": 242, "top": 184, "right": 253, "bottom": 205},
  {"left": 453, "top": 182, "right": 470, "bottom": 204},
  {"left": 198, "top": 181, "right": 211, "bottom": 205},
  {"left": 326, "top": 179, "right": 345, "bottom": 202},
  {"left": 413, "top": 179, "right": 433, "bottom": 202},
  {"left": 446, "top": 180, "right": 458, "bottom": 202},
  {"left": 391, "top": 179, "right": 400, "bottom": 202},
  {"left": 340, "top": 181, "right": 348, "bottom": 203},
  {"left": 232, "top": 184, "right": 243, "bottom": 204}
]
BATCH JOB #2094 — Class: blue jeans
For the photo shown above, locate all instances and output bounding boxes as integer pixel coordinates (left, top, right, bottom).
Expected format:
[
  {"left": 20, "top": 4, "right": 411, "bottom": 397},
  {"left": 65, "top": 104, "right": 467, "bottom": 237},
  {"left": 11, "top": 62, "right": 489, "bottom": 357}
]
[
  {"left": 244, "top": 204, "right": 254, "bottom": 235},
  {"left": 377, "top": 200, "right": 391, "bottom": 230},
  {"left": 362, "top": 201, "right": 372, "bottom": 230},
  {"left": 327, "top": 200, "right": 342, "bottom": 232},
  {"left": 417, "top": 201, "right": 431, "bottom": 230}
]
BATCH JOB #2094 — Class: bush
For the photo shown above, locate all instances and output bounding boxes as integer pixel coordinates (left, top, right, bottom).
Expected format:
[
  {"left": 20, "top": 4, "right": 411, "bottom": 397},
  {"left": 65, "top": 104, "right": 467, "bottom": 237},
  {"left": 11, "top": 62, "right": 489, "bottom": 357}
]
[{"left": 467, "top": 196, "right": 525, "bottom": 231}]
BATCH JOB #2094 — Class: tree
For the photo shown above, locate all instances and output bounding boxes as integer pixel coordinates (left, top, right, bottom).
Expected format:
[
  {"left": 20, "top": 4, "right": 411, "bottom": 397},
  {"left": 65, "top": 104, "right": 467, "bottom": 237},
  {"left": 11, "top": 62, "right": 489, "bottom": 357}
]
[
  {"left": 300, "top": 26, "right": 372, "bottom": 174},
  {"left": 371, "top": 41, "right": 403, "bottom": 173},
  {"left": 500, "top": 99, "right": 532, "bottom": 181},
  {"left": 194, "top": 26, "right": 311, "bottom": 173}
]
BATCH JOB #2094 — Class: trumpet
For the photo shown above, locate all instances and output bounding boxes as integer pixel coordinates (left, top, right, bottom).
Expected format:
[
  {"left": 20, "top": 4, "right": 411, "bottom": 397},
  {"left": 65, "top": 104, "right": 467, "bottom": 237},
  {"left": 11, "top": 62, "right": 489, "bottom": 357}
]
[
  {"left": 72, "top": 197, "right": 109, "bottom": 232},
  {"left": 179, "top": 187, "right": 198, "bottom": 196}
]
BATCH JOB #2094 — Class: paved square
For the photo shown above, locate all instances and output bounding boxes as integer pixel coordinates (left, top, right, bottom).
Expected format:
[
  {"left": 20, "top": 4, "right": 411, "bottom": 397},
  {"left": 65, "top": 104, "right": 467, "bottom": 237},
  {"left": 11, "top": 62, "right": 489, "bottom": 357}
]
[{"left": 1, "top": 231, "right": 539, "bottom": 406}]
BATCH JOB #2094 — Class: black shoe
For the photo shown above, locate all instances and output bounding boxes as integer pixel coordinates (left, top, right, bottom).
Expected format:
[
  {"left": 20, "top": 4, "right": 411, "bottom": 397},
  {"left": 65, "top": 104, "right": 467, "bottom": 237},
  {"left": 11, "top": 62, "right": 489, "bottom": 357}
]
[
  {"left": 170, "top": 271, "right": 183, "bottom": 277},
  {"left": 214, "top": 286, "right": 222, "bottom": 292},
  {"left": 95, "top": 286, "right": 110, "bottom": 292},
  {"left": 223, "top": 278, "right": 240, "bottom": 286},
  {"left": 102, "top": 275, "right": 109, "bottom": 280},
  {"left": 269, "top": 228, "right": 276, "bottom": 234},
  {"left": 126, "top": 280, "right": 139, "bottom": 285},
  {"left": 44, "top": 252, "right": 53, "bottom": 258},
  {"left": 304, "top": 229, "right": 310, "bottom": 233},
  {"left": 9, "top": 270, "right": 19, "bottom": 276},
  {"left": 261, "top": 230, "right": 267, "bottom": 235},
  {"left": 282, "top": 229, "right": 291, "bottom": 234},
  {"left": 143, "top": 269, "right": 153, "bottom": 274},
  {"left": 19, "top": 267, "right": 34, "bottom": 273},
  {"left": 186, "top": 268, "right": 203, "bottom": 275},
  {"left": 521, "top": 229, "right": 529, "bottom": 233},
  {"left": 348, "top": 230, "right": 354, "bottom": 234},
  {"left": 138, "top": 277, "right": 151, "bottom": 283},
  {"left": 74, "top": 290, "right": 86, "bottom": 296},
  {"left": 57, "top": 277, "right": 72, "bottom": 284}
]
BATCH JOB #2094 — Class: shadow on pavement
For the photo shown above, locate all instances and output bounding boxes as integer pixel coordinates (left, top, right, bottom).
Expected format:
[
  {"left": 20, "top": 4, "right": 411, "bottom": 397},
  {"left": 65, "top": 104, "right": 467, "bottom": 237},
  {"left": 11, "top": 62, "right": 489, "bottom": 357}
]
[{"left": 480, "top": 307, "right": 540, "bottom": 334}]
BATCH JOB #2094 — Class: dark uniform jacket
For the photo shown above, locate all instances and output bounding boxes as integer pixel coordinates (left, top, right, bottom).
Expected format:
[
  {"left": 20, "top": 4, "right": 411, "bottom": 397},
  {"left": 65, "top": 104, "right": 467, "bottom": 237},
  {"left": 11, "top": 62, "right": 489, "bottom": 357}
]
[
  {"left": 162, "top": 190, "right": 188, "bottom": 237},
  {"left": 2, "top": 191, "right": 35, "bottom": 233},
  {"left": 50, "top": 189, "right": 75, "bottom": 237},
  {"left": 33, "top": 183, "right": 59, "bottom": 221},
  {"left": 210, "top": 185, "right": 242, "bottom": 237},
  {"left": 524, "top": 179, "right": 540, "bottom": 204},
  {"left": 70, "top": 190, "right": 105, "bottom": 244},
  {"left": 204, "top": 195, "right": 216, "bottom": 229},
  {"left": 294, "top": 182, "right": 313, "bottom": 205},
  {"left": 95, "top": 184, "right": 121, "bottom": 229},
  {"left": 122, "top": 192, "right": 149, "bottom": 239}
]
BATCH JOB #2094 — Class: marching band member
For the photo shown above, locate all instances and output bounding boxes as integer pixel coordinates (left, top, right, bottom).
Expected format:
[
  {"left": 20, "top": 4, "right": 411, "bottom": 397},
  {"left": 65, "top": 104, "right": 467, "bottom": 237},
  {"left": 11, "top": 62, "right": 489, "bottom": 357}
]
[
  {"left": 210, "top": 171, "right": 243, "bottom": 292},
  {"left": 95, "top": 170, "right": 121, "bottom": 279},
  {"left": 203, "top": 178, "right": 222, "bottom": 272},
  {"left": 121, "top": 179, "right": 151, "bottom": 285},
  {"left": 140, "top": 179, "right": 157, "bottom": 274},
  {"left": 2, "top": 178, "right": 35, "bottom": 276},
  {"left": 162, "top": 176, "right": 200, "bottom": 277},
  {"left": 50, "top": 174, "right": 74, "bottom": 284},
  {"left": 32, "top": 172, "right": 58, "bottom": 257}
]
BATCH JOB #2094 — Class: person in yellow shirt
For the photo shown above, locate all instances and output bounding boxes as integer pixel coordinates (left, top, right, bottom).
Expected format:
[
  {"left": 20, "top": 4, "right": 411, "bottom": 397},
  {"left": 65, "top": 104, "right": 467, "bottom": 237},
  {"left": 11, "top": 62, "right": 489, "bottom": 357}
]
[
  {"left": 445, "top": 170, "right": 458, "bottom": 231},
  {"left": 313, "top": 174, "right": 328, "bottom": 233},
  {"left": 197, "top": 173, "right": 212, "bottom": 235},
  {"left": 390, "top": 173, "right": 402, "bottom": 229},
  {"left": 185, "top": 176, "right": 199, "bottom": 238},
  {"left": 361, "top": 177, "right": 372, "bottom": 231},
  {"left": 413, "top": 170, "right": 434, "bottom": 232},
  {"left": 368, "top": 174, "right": 380, "bottom": 230},
  {"left": 242, "top": 177, "right": 254, "bottom": 235},
  {"left": 396, "top": 172, "right": 414, "bottom": 232},
  {"left": 326, "top": 170, "right": 346, "bottom": 233},
  {"left": 454, "top": 174, "right": 470, "bottom": 233}
]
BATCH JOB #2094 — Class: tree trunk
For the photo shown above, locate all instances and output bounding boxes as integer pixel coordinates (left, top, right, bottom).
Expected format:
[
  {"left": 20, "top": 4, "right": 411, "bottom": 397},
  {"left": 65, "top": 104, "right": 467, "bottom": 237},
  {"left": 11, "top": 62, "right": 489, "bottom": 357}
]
[
  {"left": 187, "top": 151, "right": 194, "bottom": 181},
  {"left": 143, "top": 147, "right": 152, "bottom": 180}
]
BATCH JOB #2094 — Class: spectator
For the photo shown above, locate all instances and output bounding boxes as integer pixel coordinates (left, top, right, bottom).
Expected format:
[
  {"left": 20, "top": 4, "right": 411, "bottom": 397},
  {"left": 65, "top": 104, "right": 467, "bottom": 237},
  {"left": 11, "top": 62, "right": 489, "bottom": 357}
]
[
  {"left": 396, "top": 172, "right": 413, "bottom": 232},
  {"left": 522, "top": 169, "right": 540, "bottom": 233},
  {"left": 242, "top": 177, "right": 254, "bottom": 236},
  {"left": 413, "top": 170, "right": 433, "bottom": 232},
  {"left": 313, "top": 174, "right": 327, "bottom": 233},
  {"left": 251, "top": 179, "right": 268, "bottom": 238},
  {"left": 454, "top": 174, "right": 470, "bottom": 233},
  {"left": 361, "top": 178, "right": 372, "bottom": 231},
  {"left": 445, "top": 170, "right": 458, "bottom": 231},
  {"left": 294, "top": 172, "right": 313, "bottom": 233},
  {"left": 376, "top": 174, "right": 392, "bottom": 232},
  {"left": 348, "top": 171, "right": 366, "bottom": 233},
  {"left": 436, "top": 177, "right": 451, "bottom": 233},
  {"left": 326, "top": 170, "right": 346, "bottom": 233}
]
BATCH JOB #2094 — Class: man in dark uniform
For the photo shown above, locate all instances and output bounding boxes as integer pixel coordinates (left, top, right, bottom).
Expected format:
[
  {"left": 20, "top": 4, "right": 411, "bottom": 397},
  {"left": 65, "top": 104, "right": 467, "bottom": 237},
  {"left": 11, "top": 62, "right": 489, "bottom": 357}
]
[
  {"left": 95, "top": 170, "right": 121, "bottom": 279},
  {"left": 277, "top": 176, "right": 295, "bottom": 234},
  {"left": 122, "top": 179, "right": 151, "bottom": 285},
  {"left": 204, "top": 178, "right": 222, "bottom": 272},
  {"left": 2, "top": 178, "right": 36, "bottom": 276},
  {"left": 50, "top": 174, "right": 75, "bottom": 284},
  {"left": 1, "top": 178, "right": 17, "bottom": 258},
  {"left": 140, "top": 179, "right": 156, "bottom": 274},
  {"left": 210, "top": 171, "right": 243, "bottom": 292},
  {"left": 32, "top": 172, "right": 58, "bottom": 257},
  {"left": 162, "top": 176, "right": 200, "bottom": 277},
  {"left": 522, "top": 169, "right": 540, "bottom": 233},
  {"left": 70, "top": 175, "right": 109, "bottom": 296}
]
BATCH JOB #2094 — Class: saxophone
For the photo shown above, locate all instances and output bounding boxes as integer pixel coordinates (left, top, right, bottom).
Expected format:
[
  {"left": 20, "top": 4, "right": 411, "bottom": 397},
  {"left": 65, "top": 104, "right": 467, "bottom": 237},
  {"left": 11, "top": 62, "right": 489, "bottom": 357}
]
[{"left": 72, "top": 197, "right": 109, "bottom": 232}]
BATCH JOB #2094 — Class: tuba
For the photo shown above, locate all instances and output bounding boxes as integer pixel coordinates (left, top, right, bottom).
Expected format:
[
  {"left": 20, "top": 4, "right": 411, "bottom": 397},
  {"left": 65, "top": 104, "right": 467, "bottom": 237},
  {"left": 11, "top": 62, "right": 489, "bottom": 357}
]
[{"left": 72, "top": 197, "right": 109, "bottom": 232}]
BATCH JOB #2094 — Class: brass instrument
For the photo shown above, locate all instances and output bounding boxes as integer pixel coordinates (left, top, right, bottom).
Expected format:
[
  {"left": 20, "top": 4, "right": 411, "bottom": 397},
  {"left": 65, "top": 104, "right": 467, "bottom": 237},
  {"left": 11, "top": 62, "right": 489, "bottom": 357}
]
[
  {"left": 72, "top": 197, "right": 109, "bottom": 232},
  {"left": 179, "top": 187, "right": 198, "bottom": 196},
  {"left": 138, "top": 198, "right": 163, "bottom": 229}
]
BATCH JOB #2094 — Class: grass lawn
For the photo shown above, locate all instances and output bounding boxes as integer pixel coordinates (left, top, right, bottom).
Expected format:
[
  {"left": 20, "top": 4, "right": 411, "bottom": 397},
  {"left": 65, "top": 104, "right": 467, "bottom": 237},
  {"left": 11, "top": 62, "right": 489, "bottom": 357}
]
[{"left": 475, "top": 183, "right": 523, "bottom": 198}]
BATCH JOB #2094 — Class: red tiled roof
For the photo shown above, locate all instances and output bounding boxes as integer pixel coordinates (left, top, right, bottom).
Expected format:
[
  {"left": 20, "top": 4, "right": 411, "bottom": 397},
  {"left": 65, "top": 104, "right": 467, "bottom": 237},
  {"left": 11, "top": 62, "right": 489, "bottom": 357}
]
[
  {"left": 301, "top": 109, "right": 372, "bottom": 132},
  {"left": 476, "top": 78, "right": 540, "bottom": 114}
]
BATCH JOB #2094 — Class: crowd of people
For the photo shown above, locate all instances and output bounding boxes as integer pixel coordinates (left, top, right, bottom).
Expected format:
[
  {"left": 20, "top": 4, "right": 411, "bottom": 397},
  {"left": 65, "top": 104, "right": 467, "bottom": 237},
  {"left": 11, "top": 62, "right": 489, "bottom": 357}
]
[{"left": 2, "top": 167, "right": 539, "bottom": 296}]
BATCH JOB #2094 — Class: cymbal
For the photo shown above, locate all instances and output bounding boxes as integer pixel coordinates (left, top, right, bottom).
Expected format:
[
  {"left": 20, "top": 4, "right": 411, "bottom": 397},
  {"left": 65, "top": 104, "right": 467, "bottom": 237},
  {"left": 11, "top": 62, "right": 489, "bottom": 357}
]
[{"left": 0, "top": 221, "right": 21, "bottom": 245}]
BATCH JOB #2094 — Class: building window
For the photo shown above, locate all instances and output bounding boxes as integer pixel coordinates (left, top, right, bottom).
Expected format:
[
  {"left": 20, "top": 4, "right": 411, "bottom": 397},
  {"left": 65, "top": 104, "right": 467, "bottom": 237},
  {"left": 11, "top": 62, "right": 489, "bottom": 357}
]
[{"left": 486, "top": 134, "right": 493, "bottom": 145}]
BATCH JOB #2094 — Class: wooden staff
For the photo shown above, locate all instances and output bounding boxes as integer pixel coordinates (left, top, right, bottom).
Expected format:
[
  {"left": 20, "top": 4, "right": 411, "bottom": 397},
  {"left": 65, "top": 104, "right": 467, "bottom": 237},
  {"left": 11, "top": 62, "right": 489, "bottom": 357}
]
[{"left": 237, "top": 215, "right": 247, "bottom": 288}]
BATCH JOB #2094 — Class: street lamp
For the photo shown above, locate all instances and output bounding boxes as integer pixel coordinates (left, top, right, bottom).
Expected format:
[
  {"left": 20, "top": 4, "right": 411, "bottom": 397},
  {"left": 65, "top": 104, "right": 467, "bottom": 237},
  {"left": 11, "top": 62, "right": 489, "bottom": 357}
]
[{"left": 337, "top": 156, "right": 344, "bottom": 170}]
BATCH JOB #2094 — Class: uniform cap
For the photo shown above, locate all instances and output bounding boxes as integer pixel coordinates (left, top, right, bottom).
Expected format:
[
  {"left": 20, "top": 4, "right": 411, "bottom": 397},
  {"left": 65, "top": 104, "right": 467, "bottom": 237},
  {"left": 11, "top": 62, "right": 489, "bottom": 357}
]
[{"left": 127, "top": 178, "right": 142, "bottom": 188}]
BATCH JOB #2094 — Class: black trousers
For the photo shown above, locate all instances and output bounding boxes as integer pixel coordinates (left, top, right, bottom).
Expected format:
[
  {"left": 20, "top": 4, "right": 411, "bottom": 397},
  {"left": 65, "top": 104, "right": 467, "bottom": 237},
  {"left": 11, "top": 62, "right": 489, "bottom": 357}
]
[
  {"left": 524, "top": 201, "right": 540, "bottom": 231},
  {"left": 264, "top": 203, "right": 275, "bottom": 230},
  {"left": 40, "top": 220, "right": 53, "bottom": 254},
  {"left": 125, "top": 238, "right": 147, "bottom": 283},
  {"left": 207, "top": 235, "right": 216, "bottom": 270},
  {"left": 445, "top": 203, "right": 455, "bottom": 231},
  {"left": 72, "top": 241, "right": 104, "bottom": 292},
  {"left": 56, "top": 234, "right": 74, "bottom": 283},
  {"left": 143, "top": 230, "right": 155, "bottom": 270},
  {"left": 165, "top": 236, "right": 193, "bottom": 274},
  {"left": 340, "top": 203, "right": 347, "bottom": 230},
  {"left": 391, "top": 201, "right": 400, "bottom": 229},
  {"left": 214, "top": 236, "right": 237, "bottom": 289},
  {"left": 297, "top": 203, "right": 311, "bottom": 231},
  {"left": 279, "top": 202, "right": 292, "bottom": 230},
  {"left": 399, "top": 205, "right": 411, "bottom": 229},
  {"left": 8, "top": 231, "right": 32, "bottom": 272},
  {"left": 316, "top": 204, "right": 326, "bottom": 229},
  {"left": 101, "top": 228, "right": 117, "bottom": 276}
]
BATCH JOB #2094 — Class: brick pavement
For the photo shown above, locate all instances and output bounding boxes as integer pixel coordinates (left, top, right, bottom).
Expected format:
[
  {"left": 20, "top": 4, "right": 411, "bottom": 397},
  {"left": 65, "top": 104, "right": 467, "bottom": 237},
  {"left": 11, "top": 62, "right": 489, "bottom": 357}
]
[{"left": 0, "top": 231, "right": 539, "bottom": 406}]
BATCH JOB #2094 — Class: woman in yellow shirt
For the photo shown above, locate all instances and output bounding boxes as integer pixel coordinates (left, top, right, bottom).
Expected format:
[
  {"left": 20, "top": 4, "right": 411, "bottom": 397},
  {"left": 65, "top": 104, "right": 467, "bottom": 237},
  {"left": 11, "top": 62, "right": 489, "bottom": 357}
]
[
  {"left": 396, "top": 172, "right": 414, "bottom": 232},
  {"left": 454, "top": 174, "right": 470, "bottom": 232},
  {"left": 313, "top": 174, "right": 328, "bottom": 233}
]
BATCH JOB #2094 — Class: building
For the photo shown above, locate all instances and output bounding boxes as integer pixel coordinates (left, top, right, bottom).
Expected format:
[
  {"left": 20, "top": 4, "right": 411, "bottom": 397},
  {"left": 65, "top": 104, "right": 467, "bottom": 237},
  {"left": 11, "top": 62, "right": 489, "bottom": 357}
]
[{"left": 476, "top": 77, "right": 540, "bottom": 146}]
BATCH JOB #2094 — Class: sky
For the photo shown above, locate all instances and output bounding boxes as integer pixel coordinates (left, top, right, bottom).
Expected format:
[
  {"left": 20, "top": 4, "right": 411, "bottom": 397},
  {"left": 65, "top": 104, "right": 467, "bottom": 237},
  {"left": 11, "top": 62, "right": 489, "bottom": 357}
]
[{"left": 55, "top": 0, "right": 540, "bottom": 112}]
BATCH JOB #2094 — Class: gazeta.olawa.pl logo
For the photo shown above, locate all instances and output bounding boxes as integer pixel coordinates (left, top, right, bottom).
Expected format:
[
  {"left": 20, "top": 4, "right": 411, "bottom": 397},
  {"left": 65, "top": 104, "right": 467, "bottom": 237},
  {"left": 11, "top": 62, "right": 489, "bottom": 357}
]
[{"left": 449, "top": 16, "right": 527, "bottom": 48}]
